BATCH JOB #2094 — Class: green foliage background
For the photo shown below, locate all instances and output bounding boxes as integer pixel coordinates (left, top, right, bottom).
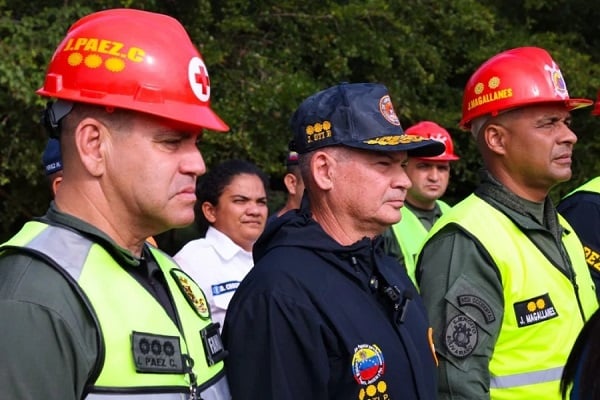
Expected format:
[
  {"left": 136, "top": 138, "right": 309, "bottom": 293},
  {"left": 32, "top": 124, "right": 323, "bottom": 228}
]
[{"left": 1, "top": 0, "right": 600, "bottom": 241}]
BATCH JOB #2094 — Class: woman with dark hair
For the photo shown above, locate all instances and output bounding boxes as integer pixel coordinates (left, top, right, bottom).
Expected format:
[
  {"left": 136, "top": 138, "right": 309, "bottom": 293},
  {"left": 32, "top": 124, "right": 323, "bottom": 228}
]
[
  {"left": 174, "top": 159, "right": 269, "bottom": 330},
  {"left": 561, "top": 307, "right": 600, "bottom": 399}
]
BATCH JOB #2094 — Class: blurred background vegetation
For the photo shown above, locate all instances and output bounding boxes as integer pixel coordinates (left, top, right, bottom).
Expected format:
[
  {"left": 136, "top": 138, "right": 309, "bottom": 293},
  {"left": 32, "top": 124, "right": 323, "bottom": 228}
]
[{"left": 1, "top": 0, "right": 600, "bottom": 245}]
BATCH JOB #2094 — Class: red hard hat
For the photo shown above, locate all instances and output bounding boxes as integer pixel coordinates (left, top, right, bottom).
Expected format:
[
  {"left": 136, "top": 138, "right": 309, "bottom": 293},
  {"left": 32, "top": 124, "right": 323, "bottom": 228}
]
[
  {"left": 460, "top": 46, "right": 592, "bottom": 129},
  {"left": 405, "top": 121, "right": 459, "bottom": 161},
  {"left": 36, "top": 8, "right": 228, "bottom": 132}
]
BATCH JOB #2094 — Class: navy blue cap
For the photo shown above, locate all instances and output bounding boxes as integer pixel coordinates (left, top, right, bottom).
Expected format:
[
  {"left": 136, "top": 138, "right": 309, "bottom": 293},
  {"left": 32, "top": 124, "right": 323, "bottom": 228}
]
[
  {"left": 290, "top": 83, "right": 445, "bottom": 157},
  {"left": 42, "top": 138, "right": 62, "bottom": 175}
]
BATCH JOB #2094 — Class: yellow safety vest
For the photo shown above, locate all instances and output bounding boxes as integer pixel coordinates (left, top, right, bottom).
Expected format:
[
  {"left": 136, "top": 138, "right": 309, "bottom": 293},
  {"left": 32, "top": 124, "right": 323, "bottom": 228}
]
[
  {"left": 564, "top": 176, "right": 600, "bottom": 198},
  {"left": 391, "top": 200, "right": 450, "bottom": 285},
  {"left": 2, "top": 221, "right": 229, "bottom": 400},
  {"left": 425, "top": 194, "right": 598, "bottom": 400}
]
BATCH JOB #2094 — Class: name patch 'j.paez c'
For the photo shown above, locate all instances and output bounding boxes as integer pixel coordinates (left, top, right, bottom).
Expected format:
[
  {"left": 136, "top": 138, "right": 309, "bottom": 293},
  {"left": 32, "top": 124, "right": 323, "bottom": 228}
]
[
  {"left": 513, "top": 293, "right": 558, "bottom": 328},
  {"left": 132, "top": 331, "right": 184, "bottom": 373}
]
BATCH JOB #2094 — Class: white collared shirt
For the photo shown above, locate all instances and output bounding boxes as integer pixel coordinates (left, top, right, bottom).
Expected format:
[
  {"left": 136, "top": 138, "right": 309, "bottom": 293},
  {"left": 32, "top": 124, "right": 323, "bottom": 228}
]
[{"left": 174, "top": 226, "right": 253, "bottom": 330}]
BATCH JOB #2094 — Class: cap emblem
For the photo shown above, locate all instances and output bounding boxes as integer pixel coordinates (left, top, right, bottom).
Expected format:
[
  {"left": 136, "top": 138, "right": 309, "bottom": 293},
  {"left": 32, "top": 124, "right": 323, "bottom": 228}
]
[
  {"left": 544, "top": 62, "right": 569, "bottom": 99},
  {"left": 188, "top": 57, "right": 211, "bottom": 103},
  {"left": 378, "top": 95, "right": 400, "bottom": 126}
]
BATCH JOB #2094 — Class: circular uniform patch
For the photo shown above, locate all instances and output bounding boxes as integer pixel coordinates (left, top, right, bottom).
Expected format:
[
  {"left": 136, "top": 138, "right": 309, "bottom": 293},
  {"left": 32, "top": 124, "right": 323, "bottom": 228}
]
[
  {"left": 351, "top": 344, "right": 385, "bottom": 385},
  {"left": 445, "top": 314, "right": 478, "bottom": 358},
  {"left": 378, "top": 95, "right": 400, "bottom": 126}
]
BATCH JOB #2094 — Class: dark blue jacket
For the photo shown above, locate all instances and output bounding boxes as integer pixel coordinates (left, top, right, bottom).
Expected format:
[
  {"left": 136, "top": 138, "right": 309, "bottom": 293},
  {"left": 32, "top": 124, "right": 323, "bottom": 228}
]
[
  {"left": 223, "top": 202, "right": 438, "bottom": 399},
  {"left": 558, "top": 190, "right": 600, "bottom": 300}
]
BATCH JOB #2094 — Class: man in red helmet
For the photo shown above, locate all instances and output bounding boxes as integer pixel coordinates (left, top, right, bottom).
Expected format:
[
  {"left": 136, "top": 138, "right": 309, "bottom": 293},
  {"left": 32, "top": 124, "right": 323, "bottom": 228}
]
[
  {"left": 417, "top": 47, "right": 598, "bottom": 399},
  {"left": 0, "top": 9, "right": 230, "bottom": 399},
  {"left": 383, "top": 121, "right": 460, "bottom": 284}
]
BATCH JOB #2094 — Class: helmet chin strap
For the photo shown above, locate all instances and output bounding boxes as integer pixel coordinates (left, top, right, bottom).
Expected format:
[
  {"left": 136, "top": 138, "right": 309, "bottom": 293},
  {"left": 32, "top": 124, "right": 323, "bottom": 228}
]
[{"left": 41, "top": 100, "right": 74, "bottom": 139}]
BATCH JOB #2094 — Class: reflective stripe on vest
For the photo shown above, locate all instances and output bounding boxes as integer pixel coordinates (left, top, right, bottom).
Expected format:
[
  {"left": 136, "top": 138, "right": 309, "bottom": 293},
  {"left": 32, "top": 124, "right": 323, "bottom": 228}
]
[
  {"left": 86, "top": 374, "right": 230, "bottom": 400},
  {"left": 490, "top": 366, "right": 563, "bottom": 389},
  {"left": 87, "top": 394, "right": 185, "bottom": 400},
  {"left": 391, "top": 200, "right": 450, "bottom": 284},
  {"left": 424, "top": 194, "right": 598, "bottom": 400},
  {"left": 1, "top": 221, "right": 229, "bottom": 399}
]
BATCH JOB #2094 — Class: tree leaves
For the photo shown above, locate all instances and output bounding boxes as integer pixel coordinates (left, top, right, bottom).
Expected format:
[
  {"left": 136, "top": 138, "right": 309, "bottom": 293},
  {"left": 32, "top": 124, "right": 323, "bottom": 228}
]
[{"left": 1, "top": 0, "right": 599, "bottom": 239}]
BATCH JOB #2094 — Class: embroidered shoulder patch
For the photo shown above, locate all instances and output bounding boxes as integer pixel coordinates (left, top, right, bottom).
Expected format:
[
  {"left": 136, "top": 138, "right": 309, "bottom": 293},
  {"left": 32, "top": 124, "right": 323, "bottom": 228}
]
[
  {"left": 457, "top": 294, "right": 496, "bottom": 324},
  {"left": 171, "top": 269, "right": 210, "bottom": 320},
  {"left": 445, "top": 314, "right": 478, "bottom": 358}
]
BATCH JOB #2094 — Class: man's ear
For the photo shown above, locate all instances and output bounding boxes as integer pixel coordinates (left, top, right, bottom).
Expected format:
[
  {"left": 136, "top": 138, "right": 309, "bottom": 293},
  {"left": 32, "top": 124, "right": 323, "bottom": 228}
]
[
  {"left": 51, "top": 175, "right": 63, "bottom": 196},
  {"left": 283, "top": 173, "right": 298, "bottom": 195},
  {"left": 483, "top": 123, "right": 508, "bottom": 156},
  {"left": 311, "top": 151, "right": 335, "bottom": 191},
  {"left": 201, "top": 201, "right": 217, "bottom": 224},
  {"left": 75, "top": 117, "right": 108, "bottom": 177}
]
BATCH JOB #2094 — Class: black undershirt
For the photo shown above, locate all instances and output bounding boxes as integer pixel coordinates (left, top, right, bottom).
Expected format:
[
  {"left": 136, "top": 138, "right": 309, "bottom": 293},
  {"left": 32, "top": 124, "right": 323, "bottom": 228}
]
[{"left": 126, "top": 246, "right": 179, "bottom": 325}]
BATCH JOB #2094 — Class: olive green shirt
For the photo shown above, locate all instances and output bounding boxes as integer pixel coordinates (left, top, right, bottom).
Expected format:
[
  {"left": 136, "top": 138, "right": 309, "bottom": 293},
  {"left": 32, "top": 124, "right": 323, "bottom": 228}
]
[
  {"left": 382, "top": 201, "right": 444, "bottom": 267},
  {"left": 417, "top": 170, "right": 572, "bottom": 400}
]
